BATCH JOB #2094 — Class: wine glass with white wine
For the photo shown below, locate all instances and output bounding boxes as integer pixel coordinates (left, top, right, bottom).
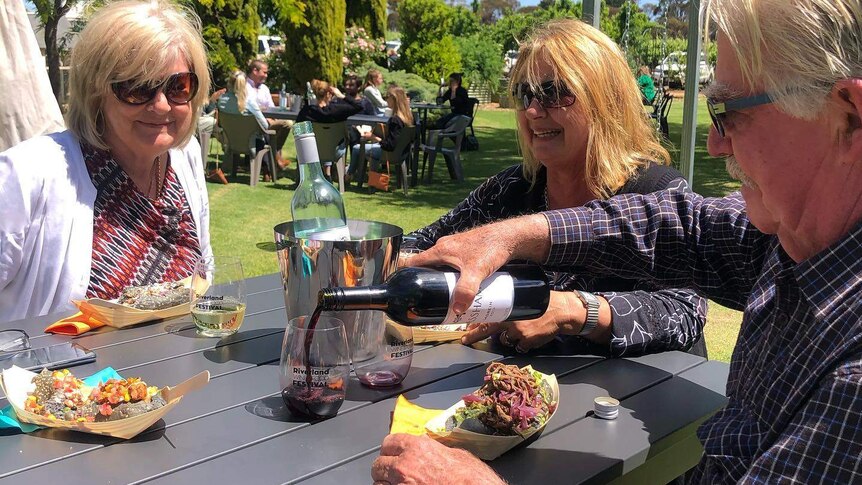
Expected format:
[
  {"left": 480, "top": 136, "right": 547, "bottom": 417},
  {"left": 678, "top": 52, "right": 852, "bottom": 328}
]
[{"left": 190, "top": 255, "right": 246, "bottom": 337}]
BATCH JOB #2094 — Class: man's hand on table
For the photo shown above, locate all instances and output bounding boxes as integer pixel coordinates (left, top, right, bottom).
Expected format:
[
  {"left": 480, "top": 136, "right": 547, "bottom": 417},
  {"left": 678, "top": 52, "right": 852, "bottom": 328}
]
[
  {"left": 405, "top": 214, "right": 551, "bottom": 316},
  {"left": 372, "top": 434, "right": 506, "bottom": 485}
]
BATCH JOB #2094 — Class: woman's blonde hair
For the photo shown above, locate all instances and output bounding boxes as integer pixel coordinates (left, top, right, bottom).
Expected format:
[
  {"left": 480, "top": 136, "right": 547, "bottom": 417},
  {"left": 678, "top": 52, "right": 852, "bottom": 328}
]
[
  {"left": 705, "top": 0, "right": 862, "bottom": 120},
  {"left": 311, "top": 79, "right": 330, "bottom": 100},
  {"left": 509, "top": 19, "right": 669, "bottom": 199},
  {"left": 66, "top": 0, "right": 211, "bottom": 150},
  {"left": 386, "top": 85, "right": 414, "bottom": 127},
  {"left": 228, "top": 70, "right": 248, "bottom": 111},
  {"left": 363, "top": 69, "right": 381, "bottom": 90}
]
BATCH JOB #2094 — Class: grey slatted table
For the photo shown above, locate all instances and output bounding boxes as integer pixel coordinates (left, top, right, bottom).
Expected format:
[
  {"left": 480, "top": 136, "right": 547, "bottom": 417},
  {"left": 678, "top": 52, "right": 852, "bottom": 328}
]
[{"left": 0, "top": 273, "right": 728, "bottom": 484}]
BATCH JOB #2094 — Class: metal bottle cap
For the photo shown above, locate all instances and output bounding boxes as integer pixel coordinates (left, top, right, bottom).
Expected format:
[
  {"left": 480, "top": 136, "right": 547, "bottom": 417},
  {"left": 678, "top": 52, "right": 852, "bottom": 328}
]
[{"left": 594, "top": 396, "right": 619, "bottom": 420}]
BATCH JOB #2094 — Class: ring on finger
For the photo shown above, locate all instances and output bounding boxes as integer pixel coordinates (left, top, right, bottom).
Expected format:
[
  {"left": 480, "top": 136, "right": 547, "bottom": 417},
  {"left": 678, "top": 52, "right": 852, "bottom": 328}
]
[{"left": 499, "top": 330, "right": 515, "bottom": 347}]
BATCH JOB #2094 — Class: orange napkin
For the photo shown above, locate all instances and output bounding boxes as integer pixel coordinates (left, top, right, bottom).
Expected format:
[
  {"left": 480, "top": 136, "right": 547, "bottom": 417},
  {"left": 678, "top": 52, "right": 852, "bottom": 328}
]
[
  {"left": 390, "top": 395, "right": 443, "bottom": 436},
  {"left": 44, "top": 311, "right": 106, "bottom": 336}
]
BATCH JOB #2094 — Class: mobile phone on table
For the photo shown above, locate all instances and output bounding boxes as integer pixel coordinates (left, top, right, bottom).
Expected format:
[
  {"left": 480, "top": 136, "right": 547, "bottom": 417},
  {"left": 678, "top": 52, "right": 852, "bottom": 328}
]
[{"left": 0, "top": 342, "right": 97, "bottom": 372}]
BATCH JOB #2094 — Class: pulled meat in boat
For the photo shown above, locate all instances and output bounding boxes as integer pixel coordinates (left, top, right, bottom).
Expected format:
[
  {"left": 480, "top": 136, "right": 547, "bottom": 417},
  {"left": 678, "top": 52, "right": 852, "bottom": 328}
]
[{"left": 451, "top": 362, "right": 556, "bottom": 437}]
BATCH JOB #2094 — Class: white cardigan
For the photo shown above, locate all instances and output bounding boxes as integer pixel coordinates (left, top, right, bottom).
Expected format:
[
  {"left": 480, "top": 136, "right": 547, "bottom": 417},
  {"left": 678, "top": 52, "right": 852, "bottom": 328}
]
[
  {"left": 0, "top": 130, "right": 212, "bottom": 322},
  {"left": 363, "top": 85, "right": 386, "bottom": 114}
]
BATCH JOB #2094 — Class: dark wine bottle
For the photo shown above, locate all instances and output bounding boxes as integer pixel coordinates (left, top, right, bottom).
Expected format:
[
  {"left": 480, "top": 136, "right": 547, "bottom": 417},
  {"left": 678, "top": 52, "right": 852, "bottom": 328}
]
[{"left": 317, "top": 264, "right": 550, "bottom": 326}]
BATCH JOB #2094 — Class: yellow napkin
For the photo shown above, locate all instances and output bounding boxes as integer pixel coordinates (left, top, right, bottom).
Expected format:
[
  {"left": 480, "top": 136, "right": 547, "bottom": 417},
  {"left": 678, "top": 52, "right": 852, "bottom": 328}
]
[
  {"left": 390, "top": 395, "right": 443, "bottom": 436},
  {"left": 44, "top": 311, "right": 106, "bottom": 336}
]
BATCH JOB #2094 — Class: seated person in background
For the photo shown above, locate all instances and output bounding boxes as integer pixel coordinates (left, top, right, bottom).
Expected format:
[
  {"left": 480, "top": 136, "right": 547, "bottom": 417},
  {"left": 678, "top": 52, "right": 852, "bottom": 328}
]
[
  {"left": 0, "top": 0, "right": 212, "bottom": 321},
  {"left": 348, "top": 85, "right": 415, "bottom": 181},
  {"left": 197, "top": 87, "right": 226, "bottom": 138},
  {"left": 406, "top": 19, "right": 706, "bottom": 357},
  {"left": 433, "top": 72, "right": 471, "bottom": 129},
  {"left": 218, "top": 70, "right": 276, "bottom": 181},
  {"left": 246, "top": 59, "right": 292, "bottom": 168},
  {"left": 339, "top": 74, "right": 377, "bottom": 116},
  {"left": 637, "top": 65, "right": 657, "bottom": 104},
  {"left": 362, "top": 69, "right": 387, "bottom": 115},
  {"left": 297, "top": 79, "right": 363, "bottom": 178}
]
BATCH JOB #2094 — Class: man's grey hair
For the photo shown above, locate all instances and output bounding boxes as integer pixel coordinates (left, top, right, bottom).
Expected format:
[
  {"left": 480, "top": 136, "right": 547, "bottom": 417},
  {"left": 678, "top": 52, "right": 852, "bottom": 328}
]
[{"left": 705, "top": 0, "right": 862, "bottom": 119}]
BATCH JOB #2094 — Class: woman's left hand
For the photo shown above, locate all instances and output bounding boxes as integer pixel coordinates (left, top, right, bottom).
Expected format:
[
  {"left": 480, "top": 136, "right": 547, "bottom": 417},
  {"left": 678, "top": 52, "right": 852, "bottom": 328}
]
[{"left": 460, "top": 291, "right": 586, "bottom": 352}]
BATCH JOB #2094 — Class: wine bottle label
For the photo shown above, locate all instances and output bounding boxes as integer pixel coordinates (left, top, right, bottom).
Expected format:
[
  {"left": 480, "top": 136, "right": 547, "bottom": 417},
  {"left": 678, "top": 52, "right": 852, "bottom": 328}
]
[
  {"left": 303, "top": 225, "right": 351, "bottom": 241},
  {"left": 442, "top": 272, "right": 514, "bottom": 324},
  {"left": 291, "top": 366, "right": 335, "bottom": 388}
]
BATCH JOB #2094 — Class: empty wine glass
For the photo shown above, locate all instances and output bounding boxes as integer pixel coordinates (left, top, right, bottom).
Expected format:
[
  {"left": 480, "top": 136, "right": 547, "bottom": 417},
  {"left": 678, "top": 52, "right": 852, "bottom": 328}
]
[
  {"left": 279, "top": 315, "right": 350, "bottom": 419},
  {"left": 354, "top": 320, "right": 413, "bottom": 388},
  {"left": 190, "top": 255, "right": 246, "bottom": 337}
]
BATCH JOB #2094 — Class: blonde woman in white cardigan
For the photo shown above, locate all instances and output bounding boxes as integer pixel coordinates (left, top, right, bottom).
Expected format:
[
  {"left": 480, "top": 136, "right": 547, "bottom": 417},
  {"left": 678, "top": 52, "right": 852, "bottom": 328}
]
[{"left": 0, "top": 0, "right": 212, "bottom": 322}]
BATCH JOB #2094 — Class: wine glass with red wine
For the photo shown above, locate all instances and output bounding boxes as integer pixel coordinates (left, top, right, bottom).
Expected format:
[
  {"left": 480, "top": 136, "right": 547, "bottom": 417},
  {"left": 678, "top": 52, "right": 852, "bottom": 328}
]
[
  {"left": 353, "top": 320, "right": 413, "bottom": 388},
  {"left": 279, "top": 315, "right": 350, "bottom": 419}
]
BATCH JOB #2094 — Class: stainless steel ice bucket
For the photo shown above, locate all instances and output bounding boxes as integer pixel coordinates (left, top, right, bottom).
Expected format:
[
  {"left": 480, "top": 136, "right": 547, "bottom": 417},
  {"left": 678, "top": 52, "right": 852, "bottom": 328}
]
[{"left": 274, "top": 220, "right": 402, "bottom": 362}]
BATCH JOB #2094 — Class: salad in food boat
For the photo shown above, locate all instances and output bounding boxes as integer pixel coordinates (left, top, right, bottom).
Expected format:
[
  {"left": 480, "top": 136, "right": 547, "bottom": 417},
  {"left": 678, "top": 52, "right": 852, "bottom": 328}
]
[{"left": 425, "top": 362, "right": 559, "bottom": 460}]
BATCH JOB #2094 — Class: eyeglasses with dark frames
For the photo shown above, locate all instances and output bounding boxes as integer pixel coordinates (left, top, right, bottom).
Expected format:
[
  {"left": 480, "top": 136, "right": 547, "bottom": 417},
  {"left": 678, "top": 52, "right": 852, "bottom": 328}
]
[
  {"left": 707, "top": 92, "right": 773, "bottom": 137},
  {"left": 111, "top": 71, "right": 199, "bottom": 106},
  {"left": 512, "top": 81, "right": 576, "bottom": 111},
  {"left": 0, "top": 329, "right": 30, "bottom": 353}
]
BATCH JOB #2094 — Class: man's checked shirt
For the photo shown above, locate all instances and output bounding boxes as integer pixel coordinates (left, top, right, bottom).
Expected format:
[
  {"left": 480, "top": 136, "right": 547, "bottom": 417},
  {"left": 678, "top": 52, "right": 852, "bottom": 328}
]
[{"left": 543, "top": 188, "right": 862, "bottom": 483}]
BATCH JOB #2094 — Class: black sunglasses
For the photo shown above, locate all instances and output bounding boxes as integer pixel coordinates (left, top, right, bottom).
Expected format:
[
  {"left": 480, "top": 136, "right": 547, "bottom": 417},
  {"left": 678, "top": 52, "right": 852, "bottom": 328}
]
[
  {"left": 512, "top": 81, "right": 576, "bottom": 111},
  {"left": 706, "top": 92, "right": 773, "bottom": 137},
  {"left": 111, "top": 71, "right": 199, "bottom": 106}
]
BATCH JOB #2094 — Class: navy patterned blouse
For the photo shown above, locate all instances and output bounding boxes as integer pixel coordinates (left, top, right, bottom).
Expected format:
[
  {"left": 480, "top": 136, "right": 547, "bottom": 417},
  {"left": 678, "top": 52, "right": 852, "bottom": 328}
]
[
  {"left": 407, "top": 163, "right": 708, "bottom": 357},
  {"left": 543, "top": 186, "right": 862, "bottom": 483}
]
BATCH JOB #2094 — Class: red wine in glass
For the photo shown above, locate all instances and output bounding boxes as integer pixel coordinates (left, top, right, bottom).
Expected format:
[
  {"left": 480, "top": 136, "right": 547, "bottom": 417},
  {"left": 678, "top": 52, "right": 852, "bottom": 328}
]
[
  {"left": 280, "top": 307, "right": 346, "bottom": 419},
  {"left": 281, "top": 386, "right": 344, "bottom": 419}
]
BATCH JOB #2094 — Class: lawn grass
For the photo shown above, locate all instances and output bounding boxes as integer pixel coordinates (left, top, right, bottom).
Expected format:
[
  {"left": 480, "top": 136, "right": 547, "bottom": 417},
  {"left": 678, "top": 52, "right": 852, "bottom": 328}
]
[{"left": 206, "top": 97, "right": 743, "bottom": 361}]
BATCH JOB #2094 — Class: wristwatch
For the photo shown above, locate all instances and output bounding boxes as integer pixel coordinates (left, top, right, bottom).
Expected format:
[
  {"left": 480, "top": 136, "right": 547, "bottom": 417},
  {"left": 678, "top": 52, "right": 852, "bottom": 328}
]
[{"left": 576, "top": 290, "right": 600, "bottom": 336}]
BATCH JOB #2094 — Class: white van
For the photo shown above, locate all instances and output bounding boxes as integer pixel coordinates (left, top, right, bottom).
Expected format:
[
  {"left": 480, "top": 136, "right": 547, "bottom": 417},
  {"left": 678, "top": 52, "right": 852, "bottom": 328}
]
[
  {"left": 652, "top": 51, "right": 713, "bottom": 86},
  {"left": 257, "top": 35, "right": 283, "bottom": 57}
]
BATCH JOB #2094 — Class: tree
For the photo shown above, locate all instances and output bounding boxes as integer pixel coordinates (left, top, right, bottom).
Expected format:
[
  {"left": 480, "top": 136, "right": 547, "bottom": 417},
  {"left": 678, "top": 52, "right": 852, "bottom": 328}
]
[
  {"left": 450, "top": 6, "right": 481, "bottom": 37},
  {"left": 454, "top": 33, "right": 503, "bottom": 93},
  {"left": 613, "top": 1, "right": 659, "bottom": 67},
  {"left": 397, "top": 0, "right": 461, "bottom": 82},
  {"left": 32, "top": 0, "right": 81, "bottom": 100},
  {"left": 479, "top": 0, "right": 518, "bottom": 24},
  {"left": 189, "top": 0, "right": 262, "bottom": 88},
  {"left": 387, "top": 0, "right": 401, "bottom": 31},
  {"left": 490, "top": 11, "right": 544, "bottom": 53},
  {"left": 259, "top": 0, "right": 307, "bottom": 27},
  {"left": 346, "top": 0, "right": 387, "bottom": 38},
  {"left": 648, "top": 0, "right": 690, "bottom": 38},
  {"left": 282, "top": 0, "right": 345, "bottom": 90}
]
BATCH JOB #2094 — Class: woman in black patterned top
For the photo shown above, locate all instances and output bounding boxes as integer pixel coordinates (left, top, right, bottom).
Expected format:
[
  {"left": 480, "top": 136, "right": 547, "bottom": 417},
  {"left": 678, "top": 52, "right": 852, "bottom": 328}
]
[{"left": 406, "top": 19, "right": 707, "bottom": 357}]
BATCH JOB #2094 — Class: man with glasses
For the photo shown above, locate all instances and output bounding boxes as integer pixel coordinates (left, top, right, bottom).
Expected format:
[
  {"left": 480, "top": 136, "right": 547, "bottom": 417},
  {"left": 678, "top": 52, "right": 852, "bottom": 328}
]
[{"left": 372, "top": 1, "right": 862, "bottom": 483}]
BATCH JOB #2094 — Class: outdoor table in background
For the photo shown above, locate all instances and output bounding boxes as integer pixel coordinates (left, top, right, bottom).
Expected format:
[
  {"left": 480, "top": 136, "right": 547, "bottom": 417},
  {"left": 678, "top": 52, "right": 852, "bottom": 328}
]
[
  {"left": 0, "top": 273, "right": 729, "bottom": 484},
  {"left": 263, "top": 110, "right": 422, "bottom": 189}
]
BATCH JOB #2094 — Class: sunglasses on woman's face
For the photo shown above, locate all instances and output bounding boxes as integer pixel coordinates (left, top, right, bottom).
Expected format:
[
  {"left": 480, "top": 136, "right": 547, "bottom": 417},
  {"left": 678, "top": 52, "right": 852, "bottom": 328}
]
[
  {"left": 512, "top": 81, "right": 575, "bottom": 110},
  {"left": 111, "top": 71, "right": 199, "bottom": 106}
]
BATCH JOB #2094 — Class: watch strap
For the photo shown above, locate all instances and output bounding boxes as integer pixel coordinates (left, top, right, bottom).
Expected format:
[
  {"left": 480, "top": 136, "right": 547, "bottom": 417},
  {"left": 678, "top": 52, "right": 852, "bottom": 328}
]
[{"left": 576, "top": 290, "right": 600, "bottom": 336}]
